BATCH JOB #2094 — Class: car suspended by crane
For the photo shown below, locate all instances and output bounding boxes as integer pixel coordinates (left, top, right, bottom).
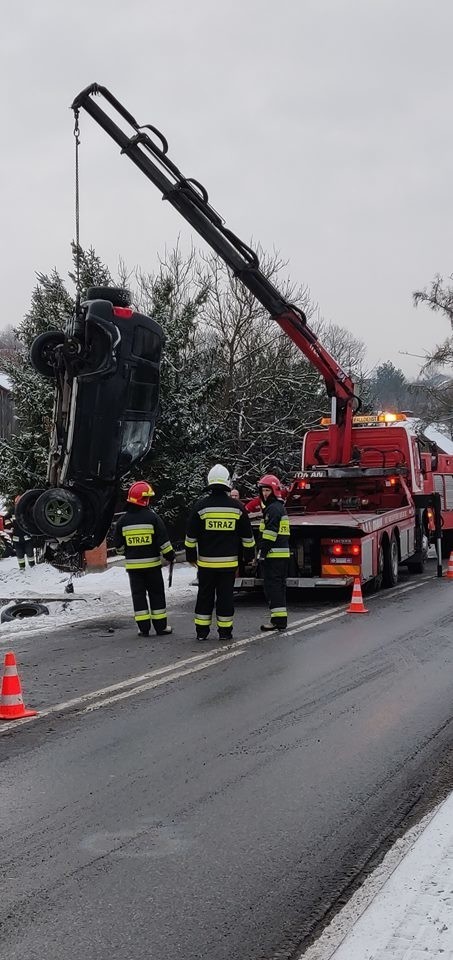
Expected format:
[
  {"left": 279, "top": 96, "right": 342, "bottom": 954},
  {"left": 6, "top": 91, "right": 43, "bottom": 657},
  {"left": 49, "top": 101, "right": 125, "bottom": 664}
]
[{"left": 21, "top": 84, "right": 445, "bottom": 585}]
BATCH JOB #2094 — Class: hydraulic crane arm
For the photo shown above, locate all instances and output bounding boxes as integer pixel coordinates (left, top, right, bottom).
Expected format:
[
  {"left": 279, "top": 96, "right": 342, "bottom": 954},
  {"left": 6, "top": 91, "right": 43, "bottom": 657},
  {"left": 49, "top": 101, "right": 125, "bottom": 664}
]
[{"left": 71, "top": 83, "right": 360, "bottom": 465}]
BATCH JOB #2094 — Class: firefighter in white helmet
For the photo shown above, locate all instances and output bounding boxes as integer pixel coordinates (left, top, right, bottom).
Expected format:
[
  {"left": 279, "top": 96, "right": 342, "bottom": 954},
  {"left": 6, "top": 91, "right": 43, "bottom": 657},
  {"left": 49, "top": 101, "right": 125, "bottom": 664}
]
[{"left": 185, "top": 464, "right": 255, "bottom": 641}]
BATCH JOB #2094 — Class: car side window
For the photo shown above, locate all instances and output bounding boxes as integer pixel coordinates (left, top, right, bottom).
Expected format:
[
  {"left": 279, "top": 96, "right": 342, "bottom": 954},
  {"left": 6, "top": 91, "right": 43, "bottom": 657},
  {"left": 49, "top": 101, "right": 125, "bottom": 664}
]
[
  {"left": 132, "top": 324, "right": 162, "bottom": 363},
  {"left": 127, "top": 365, "right": 159, "bottom": 413}
]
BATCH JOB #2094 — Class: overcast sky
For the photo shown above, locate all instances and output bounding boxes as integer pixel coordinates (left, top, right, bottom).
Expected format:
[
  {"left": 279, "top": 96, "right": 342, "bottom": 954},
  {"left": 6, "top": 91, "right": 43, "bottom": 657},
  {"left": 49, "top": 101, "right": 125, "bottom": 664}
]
[{"left": 2, "top": 0, "right": 452, "bottom": 378}]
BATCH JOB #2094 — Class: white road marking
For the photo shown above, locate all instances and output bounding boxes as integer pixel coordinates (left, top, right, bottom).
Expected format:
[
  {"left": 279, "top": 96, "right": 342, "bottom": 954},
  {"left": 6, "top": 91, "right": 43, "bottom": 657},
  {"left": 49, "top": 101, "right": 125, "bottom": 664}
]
[
  {"left": 284, "top": 611, "right": 347, "bottom": 636},
  {"left": 0, "top": 572, "right": 441, "bottom": 732},
  {"left": 0, "top": 650, "right": 243, "bottom": 733},
  {"left": 81, "top": 650, "right": 243, "bottom": 714}
]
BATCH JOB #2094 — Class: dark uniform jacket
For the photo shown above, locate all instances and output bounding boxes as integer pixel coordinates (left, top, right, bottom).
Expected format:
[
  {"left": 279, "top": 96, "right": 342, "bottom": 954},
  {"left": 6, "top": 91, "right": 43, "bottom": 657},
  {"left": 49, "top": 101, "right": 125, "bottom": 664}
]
[
  {"left": 3, "top": 513, "right": 31, "bottom": 544},
  {"left": 113, "top": 505, "right": 175, "bottom": 570},
  {"left": 185, "top": 490, "right": 256, "bottom": 569},
  {"left": 259, "top": 498, "right": 290, "bottom": 560}
]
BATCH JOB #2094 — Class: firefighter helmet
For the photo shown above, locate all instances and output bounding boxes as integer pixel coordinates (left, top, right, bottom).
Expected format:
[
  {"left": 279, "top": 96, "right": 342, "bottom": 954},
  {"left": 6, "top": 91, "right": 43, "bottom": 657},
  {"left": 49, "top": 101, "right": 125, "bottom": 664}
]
[
  {"left": 207, "top": 464, "right": 231, "bottom": 489},
  {"left": 258, "top": 473, "right": 282, "bottom": 498},
  {"left": 127, "top": 481, "right": 155, "bottom": 507}
]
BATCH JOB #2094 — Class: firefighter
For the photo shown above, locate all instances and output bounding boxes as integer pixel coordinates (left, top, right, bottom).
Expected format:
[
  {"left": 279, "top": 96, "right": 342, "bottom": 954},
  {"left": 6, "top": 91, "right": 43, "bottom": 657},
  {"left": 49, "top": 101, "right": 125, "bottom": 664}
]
[
  {"left": 185, "top": 464, "right": 255, "bottom": 641},
  {"left": 4, "top": 496, "right": 35, "bottom": 571},
  {"left": 257, "top": 474, "right": 290, "bottom": 631},
  {"left": 114, "top": 481, "right": 175, "bottom": 637}
]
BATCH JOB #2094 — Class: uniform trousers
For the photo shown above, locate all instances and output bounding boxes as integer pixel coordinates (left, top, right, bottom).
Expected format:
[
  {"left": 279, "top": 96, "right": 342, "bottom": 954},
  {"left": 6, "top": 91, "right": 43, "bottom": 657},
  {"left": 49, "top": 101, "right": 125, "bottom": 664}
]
[
  {"left": 263, "top": 558, "right": 288, "bottom": 628},
  {"left": 14, "top": 537, "right": 35, "bottom": 569},
  {"left": 195, "top": 567, "right": 236, "bottom": 639},
  {"left": 127, "top": 567, "right": 168, "bottom": 634}
]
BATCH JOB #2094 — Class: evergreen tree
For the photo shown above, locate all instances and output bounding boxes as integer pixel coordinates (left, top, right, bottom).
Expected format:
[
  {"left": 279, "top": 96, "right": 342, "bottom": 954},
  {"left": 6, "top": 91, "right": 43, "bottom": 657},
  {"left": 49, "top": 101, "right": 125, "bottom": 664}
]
[{"left": 369, "top": 361, "right": 411, "bottom": 411}]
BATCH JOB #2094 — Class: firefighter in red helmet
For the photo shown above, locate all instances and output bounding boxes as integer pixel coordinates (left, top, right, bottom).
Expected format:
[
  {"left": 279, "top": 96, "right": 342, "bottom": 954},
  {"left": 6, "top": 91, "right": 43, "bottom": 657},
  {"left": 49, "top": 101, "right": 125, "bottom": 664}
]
[
  {"left": 113, "top": 481, "right": 175, "bottom": 637},
  {"left": 257, "top": 473, "right": 290, "bottom": 631}
]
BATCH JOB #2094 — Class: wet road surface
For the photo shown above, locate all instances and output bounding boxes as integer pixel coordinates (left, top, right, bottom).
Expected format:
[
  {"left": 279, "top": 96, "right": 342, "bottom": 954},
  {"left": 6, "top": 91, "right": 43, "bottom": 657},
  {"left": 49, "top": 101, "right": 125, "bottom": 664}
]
[{"left": 2, "top": 564, "right": 453, "bottom": 959}]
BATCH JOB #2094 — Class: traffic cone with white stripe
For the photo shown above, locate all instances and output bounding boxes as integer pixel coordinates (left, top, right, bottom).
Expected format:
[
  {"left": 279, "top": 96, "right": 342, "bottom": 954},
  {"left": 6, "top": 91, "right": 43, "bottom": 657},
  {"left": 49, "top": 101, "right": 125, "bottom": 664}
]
[
  {"left": 447, "top": 552, "right": 453, "bottom": 580},
  {"left": 347, "top": 577, "right": 368, "bottom": 614},
  {"left": 0, "top": 652, "right": 38, "bottom": 720}
]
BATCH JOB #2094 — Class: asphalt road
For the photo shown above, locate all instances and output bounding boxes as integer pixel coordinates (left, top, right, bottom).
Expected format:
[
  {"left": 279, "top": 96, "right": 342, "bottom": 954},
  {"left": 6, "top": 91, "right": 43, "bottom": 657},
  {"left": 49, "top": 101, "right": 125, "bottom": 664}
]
[{"left": 2, "top": 564, "right": 453, "bottom": 960}]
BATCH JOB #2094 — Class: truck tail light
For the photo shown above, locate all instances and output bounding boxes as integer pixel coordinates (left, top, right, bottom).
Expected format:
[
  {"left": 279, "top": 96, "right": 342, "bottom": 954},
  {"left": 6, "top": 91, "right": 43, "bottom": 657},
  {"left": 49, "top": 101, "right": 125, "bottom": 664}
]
[
  {"left": 326, "top": 540, "right": 361, "bottom": 558},
  {"left": 113, "top": 306, "right": 133, "bottom": 318}
]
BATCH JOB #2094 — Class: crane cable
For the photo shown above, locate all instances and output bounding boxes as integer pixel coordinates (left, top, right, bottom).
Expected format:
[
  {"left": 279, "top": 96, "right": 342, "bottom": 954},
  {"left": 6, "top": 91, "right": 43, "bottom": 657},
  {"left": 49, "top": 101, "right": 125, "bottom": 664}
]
[{"left": 73, "top": 108, "right": 82, "bottom": 315}]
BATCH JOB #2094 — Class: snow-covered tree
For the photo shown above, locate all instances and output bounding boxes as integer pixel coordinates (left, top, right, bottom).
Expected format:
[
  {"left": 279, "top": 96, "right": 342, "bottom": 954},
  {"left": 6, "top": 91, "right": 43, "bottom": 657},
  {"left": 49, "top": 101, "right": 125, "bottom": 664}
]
[{"left": 412, "top": 273, "right": 453, "bottom": 432}]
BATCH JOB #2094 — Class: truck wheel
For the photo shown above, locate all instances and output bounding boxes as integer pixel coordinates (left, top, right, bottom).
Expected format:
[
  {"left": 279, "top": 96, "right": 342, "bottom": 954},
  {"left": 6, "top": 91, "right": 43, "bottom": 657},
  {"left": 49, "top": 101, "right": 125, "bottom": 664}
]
[
  {"left": 85, "top": 286, "right": 131, "bottom": 307},
  {"left": 374, "top": 541, "right": 385, "bottom": 591},
  {"left": 407, "top": 556, "right": 425, "bottom": 574},
  {"left": 33, "top": 489, "right": 83, "bottom": 538},
  {"left": 383, "top": 533, "right": 399, "bottom": 588},
  {"left": 30, "top": 331, "right": 65, "bottom": 378}
]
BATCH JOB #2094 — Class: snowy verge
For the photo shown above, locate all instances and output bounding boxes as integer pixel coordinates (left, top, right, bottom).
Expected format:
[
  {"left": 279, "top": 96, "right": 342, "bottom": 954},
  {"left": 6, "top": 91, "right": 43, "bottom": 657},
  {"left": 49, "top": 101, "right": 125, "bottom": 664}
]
[{"left": 0, "top": 557, "right": 196, "bottom": 641}]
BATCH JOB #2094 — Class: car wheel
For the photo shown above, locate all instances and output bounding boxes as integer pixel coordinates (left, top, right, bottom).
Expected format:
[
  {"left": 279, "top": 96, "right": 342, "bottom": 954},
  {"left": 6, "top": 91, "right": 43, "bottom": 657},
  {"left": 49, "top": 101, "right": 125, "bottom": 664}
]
[
  {"left": 33, "top": 489, "right": 83, "bottom": 538},
  {"left": 85, "top": 286, "right": 131, "bottom": 307},
  {"left": 30, "top": 331, "right": 65, "bottom": 378},
  {"left": 15, "top": 489, "right": 46, "bottom": 537},
  {"left": 1, "top": 602, "right": 49, "bottom": 622},
  {"left": 383, "top": 533, "right": 399, "bottom": 588}
]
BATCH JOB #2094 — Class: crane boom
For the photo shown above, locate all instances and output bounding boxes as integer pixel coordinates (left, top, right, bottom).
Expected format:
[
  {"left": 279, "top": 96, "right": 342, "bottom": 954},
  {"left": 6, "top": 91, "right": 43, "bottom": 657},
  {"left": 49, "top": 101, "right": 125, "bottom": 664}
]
[{"left": 71, "top": 83, "right": 360, "bottom": 464}]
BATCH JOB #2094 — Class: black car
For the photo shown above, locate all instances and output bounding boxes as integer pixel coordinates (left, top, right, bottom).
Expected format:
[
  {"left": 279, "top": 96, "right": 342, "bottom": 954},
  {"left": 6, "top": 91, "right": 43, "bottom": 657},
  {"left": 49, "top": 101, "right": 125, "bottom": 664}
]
[{"left": 17, "top": 287, "right": 163, "bottom": 564}]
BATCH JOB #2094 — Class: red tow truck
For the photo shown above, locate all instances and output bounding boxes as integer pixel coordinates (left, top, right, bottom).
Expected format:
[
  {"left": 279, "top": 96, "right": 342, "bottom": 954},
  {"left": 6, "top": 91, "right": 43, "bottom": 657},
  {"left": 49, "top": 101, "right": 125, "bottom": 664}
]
[{"left": 70, "top": 84, "right": 444, "bottom": 589}]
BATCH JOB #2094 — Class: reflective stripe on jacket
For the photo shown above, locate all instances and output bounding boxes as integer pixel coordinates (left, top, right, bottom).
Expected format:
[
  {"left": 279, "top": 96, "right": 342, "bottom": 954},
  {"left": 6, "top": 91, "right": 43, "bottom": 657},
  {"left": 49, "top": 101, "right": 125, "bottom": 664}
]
[
  {"left": 259, "top": 499, "right": 290, "bottom": 559},
  {"left": 185, "top": 490, "right": 256, "bottom": 569},
  {"left": 113, "top": 505, "right": 175, "bottom": 570}
]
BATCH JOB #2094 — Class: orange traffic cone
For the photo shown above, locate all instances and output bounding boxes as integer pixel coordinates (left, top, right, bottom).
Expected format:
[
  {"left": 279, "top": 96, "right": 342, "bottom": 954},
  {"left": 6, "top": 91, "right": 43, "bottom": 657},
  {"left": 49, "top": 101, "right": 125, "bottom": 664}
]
[
  {"left": 347, "top": 577, "right": 368, "bottom": 614},
  {"left": 447, "top": 553, "right": 453, "bottom": 580},
  {"left": 0, "top": 652, "right": 38, "bottom": 721}
]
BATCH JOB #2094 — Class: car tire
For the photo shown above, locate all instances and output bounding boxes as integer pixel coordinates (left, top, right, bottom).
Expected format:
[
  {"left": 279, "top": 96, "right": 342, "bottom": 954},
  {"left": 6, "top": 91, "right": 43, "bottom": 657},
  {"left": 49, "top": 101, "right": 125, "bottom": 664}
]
[
  {"left": 15, "top": 489, "right": 46, "bottom": 537},
  {"left": 30, "top": 331, "right": 65, "bottom": 378},
  {"left": 85, "top": 286, "right": 131, "bottom": 307},
  {"left": 1, "top": 602, "right": 49, "bottom": 622},
  {"left": 33, "top": 489, "right": 84, "bottom": 538},
  {"left": 383, "top": 533, "right": 399, "bottom": 588}
]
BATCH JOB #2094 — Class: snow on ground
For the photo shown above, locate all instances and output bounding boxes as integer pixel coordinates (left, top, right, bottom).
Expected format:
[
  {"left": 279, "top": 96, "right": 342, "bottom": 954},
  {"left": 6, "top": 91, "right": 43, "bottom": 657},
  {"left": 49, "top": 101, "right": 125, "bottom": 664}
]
[
  {"left": 0, "top": 557, "right": 196, "bottom": 641},
  {"left": 304, "top": 793, "right": 453, "bottom": 959}
]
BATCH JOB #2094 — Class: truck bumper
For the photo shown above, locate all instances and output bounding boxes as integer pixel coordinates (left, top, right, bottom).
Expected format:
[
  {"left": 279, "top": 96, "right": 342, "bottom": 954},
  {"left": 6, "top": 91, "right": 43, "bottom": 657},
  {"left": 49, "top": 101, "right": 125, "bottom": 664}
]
[{"left": 234, "top": 576, "right": 355, "bottom": 589}]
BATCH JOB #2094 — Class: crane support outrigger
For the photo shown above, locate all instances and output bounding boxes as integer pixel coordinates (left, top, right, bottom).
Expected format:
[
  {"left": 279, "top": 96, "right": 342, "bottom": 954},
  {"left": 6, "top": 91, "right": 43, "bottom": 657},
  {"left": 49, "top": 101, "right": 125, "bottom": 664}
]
[
  {"left": 71, "top": 83, "right": 360, "bottom": 467},
  {"left": 71, "top": 84, "right": 444, "bottom": 587}
]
